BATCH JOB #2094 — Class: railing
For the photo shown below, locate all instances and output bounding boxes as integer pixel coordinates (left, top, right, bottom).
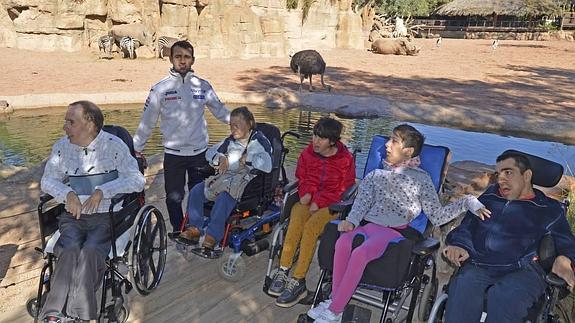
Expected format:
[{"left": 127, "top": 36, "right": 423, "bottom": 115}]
[
  {"left": 562, "top": 12, "right": 575, "bottom": 28},
  {"left": 413, "top": 18, "right": 548, "bottom": 32}
]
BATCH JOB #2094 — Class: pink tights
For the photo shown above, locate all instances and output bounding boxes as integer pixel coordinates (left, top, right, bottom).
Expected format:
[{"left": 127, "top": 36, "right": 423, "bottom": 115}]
[{"left": 328, "top": 223, "right": 404, "bottom": 314}]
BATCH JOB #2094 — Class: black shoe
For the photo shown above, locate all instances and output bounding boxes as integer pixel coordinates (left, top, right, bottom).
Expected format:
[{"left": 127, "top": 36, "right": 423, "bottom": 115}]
[
  {"left": 275, "top": 278, "right": 308, "bottom": 308},
  {"left": 268, "top": 268, "right": 289, "bottom": 297}
]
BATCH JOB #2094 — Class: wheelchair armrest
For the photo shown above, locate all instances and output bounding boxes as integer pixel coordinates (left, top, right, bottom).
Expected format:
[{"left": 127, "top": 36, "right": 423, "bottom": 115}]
[
  {"left": 110, "top": 193, "right": 129, "bottom": 210},
  {"left": 545, "top": 272, "right": 567, "bottom": 288},
  {"left": 340, "top": 182, "right": 359, "bottom": 201},
  {"left": 328, "top": 199, "right": 355, "bottom": 215},
  {"left": 250, "top": 168, "right": 265, "bottom": 176},
  {"left": 283, "top": 180, "right": 299, "bottom": 193},
  {"left": 412, "top": 237, "right": 440, "bottom": 256},
  {"left": 40, "top": 193, "right": 54, "bottom": 204}
]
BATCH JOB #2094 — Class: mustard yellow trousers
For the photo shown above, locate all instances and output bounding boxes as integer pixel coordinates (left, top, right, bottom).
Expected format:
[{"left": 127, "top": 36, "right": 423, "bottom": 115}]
[{"left": 279, "top": 202, "right": 338, "bottom": 279}]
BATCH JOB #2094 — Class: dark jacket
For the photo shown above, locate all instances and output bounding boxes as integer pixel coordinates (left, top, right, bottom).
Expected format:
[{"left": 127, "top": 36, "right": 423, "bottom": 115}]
[
  {"left": 295, "top": 141, "right": 356, "bottom": 209},
  {"left": 447, "top": 184, "right": 575, "bottom": 269}
]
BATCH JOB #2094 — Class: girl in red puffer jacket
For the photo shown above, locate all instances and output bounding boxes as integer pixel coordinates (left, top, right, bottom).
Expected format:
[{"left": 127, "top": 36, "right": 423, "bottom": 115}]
[{"left": 269, "top": 117, "right": 356, "bottom": 308}]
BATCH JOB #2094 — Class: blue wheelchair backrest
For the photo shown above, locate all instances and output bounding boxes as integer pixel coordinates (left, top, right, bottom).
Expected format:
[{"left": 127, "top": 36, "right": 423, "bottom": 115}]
[{"left": 363, "top": 135, "right": 450, "bottom": 234}]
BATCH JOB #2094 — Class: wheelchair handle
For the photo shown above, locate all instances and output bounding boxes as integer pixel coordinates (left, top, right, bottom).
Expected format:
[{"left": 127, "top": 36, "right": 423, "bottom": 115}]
[
  {"left": 545, "top": 272, "right": 567, "bottom": 288},
  {"left": 281, "top": 131, "right": 300, "bottom": 140}
]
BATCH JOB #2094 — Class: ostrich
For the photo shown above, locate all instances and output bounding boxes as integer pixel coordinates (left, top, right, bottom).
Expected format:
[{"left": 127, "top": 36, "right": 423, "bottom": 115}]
[{"left": 289, "top": 50, "right": 330, "bottom": 92}]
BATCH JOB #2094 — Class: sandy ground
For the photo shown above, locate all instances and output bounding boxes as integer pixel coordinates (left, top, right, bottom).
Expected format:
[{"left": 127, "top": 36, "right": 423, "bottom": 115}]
[
  {"left": 2, "top": 38, "right": 574, "bottom": 143},
  {"left": 1, "top": 38, "right": 575, "bottom": 321}
]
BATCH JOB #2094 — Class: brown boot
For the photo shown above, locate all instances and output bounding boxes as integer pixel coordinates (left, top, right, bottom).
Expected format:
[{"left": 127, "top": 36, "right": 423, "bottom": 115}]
[
  {"left": 179, "top": 226, "right": 201, "bottom": 244},
  {"left": 202, "top": 234, "right": 217, "bottom": 250}
]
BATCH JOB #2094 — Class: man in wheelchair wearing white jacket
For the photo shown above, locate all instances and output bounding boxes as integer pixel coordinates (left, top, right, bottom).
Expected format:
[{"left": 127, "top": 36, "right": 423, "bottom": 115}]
[{"left": 39, "top": 101, "right": 145, "bottom": 323}]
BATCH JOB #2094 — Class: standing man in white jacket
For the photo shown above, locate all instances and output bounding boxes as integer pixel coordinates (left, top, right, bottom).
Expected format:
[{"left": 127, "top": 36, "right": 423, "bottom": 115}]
[{"left": 133, "top": 40, "right": 231, "bottom": 236}]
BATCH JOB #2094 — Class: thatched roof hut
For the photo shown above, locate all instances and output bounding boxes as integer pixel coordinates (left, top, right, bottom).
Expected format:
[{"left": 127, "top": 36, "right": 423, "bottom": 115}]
[{"left": 436, "top": 0, "right": 560, "bottom": 16}]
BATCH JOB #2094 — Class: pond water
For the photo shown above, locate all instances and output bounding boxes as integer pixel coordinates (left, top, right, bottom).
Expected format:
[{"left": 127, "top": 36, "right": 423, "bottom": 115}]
[{"left": 1, "top": 104, "right": 573, "bottom": 176}]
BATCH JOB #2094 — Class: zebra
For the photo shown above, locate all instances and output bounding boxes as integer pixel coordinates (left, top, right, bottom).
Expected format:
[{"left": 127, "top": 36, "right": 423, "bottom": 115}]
[
  {"left": 119, "top": 36, "right": 139, "bottom": 59},
  {"left": 157, "top": 36, "right": 181, "bottom": 59},
  {"left": 98, "top": 35, "right": 113, "bottom": 56}
]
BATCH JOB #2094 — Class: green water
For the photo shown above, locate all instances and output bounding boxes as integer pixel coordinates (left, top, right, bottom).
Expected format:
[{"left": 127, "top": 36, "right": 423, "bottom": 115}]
[{"left": 1, "top": 104, "right": 573, "bottom": 179}]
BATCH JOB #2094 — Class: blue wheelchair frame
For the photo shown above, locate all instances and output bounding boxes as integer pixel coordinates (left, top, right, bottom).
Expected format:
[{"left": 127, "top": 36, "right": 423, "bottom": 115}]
[{"left": 306, "top": 134, "right": 450, "bottom": 323}]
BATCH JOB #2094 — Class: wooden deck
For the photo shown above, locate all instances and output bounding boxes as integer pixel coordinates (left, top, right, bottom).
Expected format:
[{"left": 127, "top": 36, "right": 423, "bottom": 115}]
[{"left": 0, "top": 157, "right": 411, "bottom": 323}]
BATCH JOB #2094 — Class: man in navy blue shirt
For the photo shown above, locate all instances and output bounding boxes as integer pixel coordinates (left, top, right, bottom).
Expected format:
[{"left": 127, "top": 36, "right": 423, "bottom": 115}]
[{"left": 443, "top": 151, "right": 575, "bottom": 323}]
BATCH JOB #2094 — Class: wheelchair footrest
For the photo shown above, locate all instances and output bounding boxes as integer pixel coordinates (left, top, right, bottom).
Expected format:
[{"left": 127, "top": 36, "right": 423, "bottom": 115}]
[
  {"left": 191, "top": 247, "right": 223, "bottom": 259},
  {"left": 342, "top": 304, "right": 372, "bottom": 323},
  {"left": 175, "top": 237, "right": 199, "bottom": 246},
  {"left": 412, "top": 237, "right": 440, "bottom": 256}
]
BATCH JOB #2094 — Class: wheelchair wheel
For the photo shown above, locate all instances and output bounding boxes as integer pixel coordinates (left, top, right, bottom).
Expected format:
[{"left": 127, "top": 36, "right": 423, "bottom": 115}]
[
  {"left": 426, "top": 292, "right": 448, "bottom": 323},
  {"left": 129, "top": 205, "right": 167, "bottom": 295},
  {"left": 26, "top": 294, "right": 46, "bottom": 318},
  {"left": 219, "top": 252, "right": 246, "bottom": 282},
  {"left": 418, "top": 274, "right": 438, "bottom": 321},
  {"left": 104, "top": 301, "right": 129, "bottom": 323}
]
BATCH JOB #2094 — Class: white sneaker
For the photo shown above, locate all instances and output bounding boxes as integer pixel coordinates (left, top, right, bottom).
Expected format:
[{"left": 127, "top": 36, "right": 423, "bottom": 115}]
[
  {"left": 306, "top": 299, "right": 332, "bottom": 320},
  {"left": 315, "top": 308, "right": 342, "bottom": 323}
]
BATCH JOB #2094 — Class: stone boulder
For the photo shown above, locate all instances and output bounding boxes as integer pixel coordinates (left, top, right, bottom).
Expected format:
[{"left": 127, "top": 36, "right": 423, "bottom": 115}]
[{"left": 135, "top": 45, "right": 155, "bottom": 58}]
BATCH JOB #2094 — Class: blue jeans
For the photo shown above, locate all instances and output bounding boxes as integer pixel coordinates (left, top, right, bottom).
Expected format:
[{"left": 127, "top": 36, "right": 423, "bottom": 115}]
[
  {"left": 444, "top": 263, "right": 546, "bottom": 323},
  {"left": 186, "top": 181, "right": 237, "bottom": 242}
]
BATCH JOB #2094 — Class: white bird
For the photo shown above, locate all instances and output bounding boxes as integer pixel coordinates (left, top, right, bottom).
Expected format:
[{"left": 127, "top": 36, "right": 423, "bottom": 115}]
[
  {"left": 436, "top": 36, "right": 442, "bottom": 48},
  {"left": 492, "top": 39, "right": 499, "bottom": 50}
]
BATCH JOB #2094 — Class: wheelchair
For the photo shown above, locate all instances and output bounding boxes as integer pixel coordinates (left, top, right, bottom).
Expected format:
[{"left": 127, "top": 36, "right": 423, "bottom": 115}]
[
  {"left": 261, "top": 153, "right": 359, "bottom": 299},
  {"left": 174, "top": 122, "right": 300, "bottom": 282},
  {"left": 426, "top": 150, "right": 573, "bottom": 323},
  {"left": 296, "top": 135, "right": 451, "bottom": 323},
  {"left": 26, "top": 125, "right": 168, "bottom": 323}
]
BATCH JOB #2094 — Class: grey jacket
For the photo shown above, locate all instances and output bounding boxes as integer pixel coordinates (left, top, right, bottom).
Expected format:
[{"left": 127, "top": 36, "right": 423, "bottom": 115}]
[{"left": 346, "top": 165, "right": 480, "bottom": 228}]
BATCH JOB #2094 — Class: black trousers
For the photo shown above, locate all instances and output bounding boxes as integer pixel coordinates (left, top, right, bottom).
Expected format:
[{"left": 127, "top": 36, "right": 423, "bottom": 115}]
[{"left": 163, "top": 152, "right": 211, "bottom": 231}]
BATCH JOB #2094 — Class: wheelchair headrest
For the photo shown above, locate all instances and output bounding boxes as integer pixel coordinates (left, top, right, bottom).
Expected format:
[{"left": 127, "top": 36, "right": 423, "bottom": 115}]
[
  {"left": 365, "top": 135, "right": 450, "bottom": 192},
  {"left": 103, "top": 125, "right": 136, "bottom": 158},
  {"left": 501, "top": 150, "right": 563, "bottom": 188},
  {"left": 255, "top": 123, "right": 281, "bottom": 142},
  {"left": 256, "top": 122, "right": 282, "bottom": 168}
]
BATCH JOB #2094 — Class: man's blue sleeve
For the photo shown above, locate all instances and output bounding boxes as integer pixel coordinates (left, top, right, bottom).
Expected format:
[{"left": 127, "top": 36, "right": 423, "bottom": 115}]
[{"left": 446, "top": 211, "right": 478, "bottom": 255}]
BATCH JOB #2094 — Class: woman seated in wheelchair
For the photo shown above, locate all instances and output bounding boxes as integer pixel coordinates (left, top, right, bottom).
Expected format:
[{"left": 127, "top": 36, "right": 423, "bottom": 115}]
[
  {"left": 309, "top": 124, "right": 490, "bottom": 323},
  {"left": 178, "top": 106, "right": 272, "bottom": 256},
  {"left": 270, "top": 117, "right": 356, "bottom": 307}
]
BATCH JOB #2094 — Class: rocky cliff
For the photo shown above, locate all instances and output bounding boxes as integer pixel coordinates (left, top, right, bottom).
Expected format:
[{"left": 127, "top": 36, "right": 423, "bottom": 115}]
[{"left": 0, "top": 0, "right": 368, "bottom": 57}]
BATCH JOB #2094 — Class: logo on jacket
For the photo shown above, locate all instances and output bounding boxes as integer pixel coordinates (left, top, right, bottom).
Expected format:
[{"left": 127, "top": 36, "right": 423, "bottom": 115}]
[
  {"left": 191, "top": 88, "right": 206, "bottom": 100},
  {"left": 164, "top": 90, "right": 181, "bottom": 102}
]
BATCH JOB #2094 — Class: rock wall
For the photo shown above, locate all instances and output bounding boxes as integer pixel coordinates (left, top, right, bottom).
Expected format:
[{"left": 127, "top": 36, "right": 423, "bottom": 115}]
[{"left": 0, "top": 0, "right": 368, "bottom": 57}]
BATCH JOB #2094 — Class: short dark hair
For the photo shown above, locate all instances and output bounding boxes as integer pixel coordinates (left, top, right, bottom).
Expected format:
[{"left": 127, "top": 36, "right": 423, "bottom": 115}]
[
  {"left": 313, "top": 117, "right": 343, "bottom": 144},
  {"left": 70, "top": 100, "right": 104, "bottom": 132},
  {"left": 496, "top": 151, "right": 532, "bottom": 174},
  {"left": 393, "top": 124, "right": 425, "bottom": 158},
  {"left": 170, "top": 40, "right": 194, "bottom": 58},
  {"left": 231, "top": 106, "right": 256, "bottom": 130}
]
